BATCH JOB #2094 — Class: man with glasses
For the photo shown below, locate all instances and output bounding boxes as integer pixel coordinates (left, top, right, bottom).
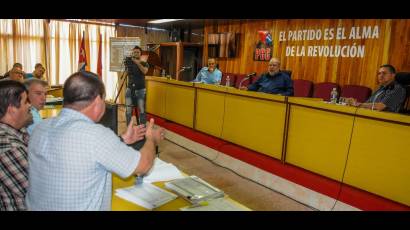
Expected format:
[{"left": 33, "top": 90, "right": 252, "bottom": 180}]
[
  {"left": 241, "top": 57, "right": 293, "bottom": 96},
  {"left": 353, "top": 64, "right": 406, "bottom": 112},
  {"left": 3, "top": 67, "right": 25, "bottom": 83},
  {"left": 2, "top": 63, "right": 23, "bottom": 80},
  {"left": 192, "top": 58, "right": 222, "bottom": 84}
]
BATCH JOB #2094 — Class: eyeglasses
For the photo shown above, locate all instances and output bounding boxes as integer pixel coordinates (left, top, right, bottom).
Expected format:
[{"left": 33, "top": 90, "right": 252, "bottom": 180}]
[{"left": 377, "top": 71, "right": 392, "bottom": 76}]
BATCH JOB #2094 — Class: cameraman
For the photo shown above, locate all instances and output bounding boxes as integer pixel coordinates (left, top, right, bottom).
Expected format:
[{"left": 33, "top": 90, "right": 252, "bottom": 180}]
[{"left": 125, "top": 46, "right": 149, "bottom": 126}]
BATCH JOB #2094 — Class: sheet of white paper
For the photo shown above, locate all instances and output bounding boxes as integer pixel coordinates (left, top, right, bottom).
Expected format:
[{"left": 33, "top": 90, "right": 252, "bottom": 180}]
[
  {"left": 143, "top": 158, "right": 184, "bottom": 183},
  {"left": 115, "top": 183, "right": 177, "bottom": 210}
]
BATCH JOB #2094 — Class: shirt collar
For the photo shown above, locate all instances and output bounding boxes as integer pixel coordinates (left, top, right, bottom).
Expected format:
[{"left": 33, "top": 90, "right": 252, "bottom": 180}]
[
  {"left": 60, "top": 108, "right": 94, "bottom": 124},
  {"left": 0, "top": 122, "right": 28, "bottom": 141}
]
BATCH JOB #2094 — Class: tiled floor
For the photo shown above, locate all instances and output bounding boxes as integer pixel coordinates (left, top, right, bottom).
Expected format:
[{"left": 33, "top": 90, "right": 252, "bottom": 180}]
[
  {"left": 117, "top": 108, "right": 314, "bottom": 211},
  {"left": 158, "top": 139, "right": 314, "bottom": 211}
]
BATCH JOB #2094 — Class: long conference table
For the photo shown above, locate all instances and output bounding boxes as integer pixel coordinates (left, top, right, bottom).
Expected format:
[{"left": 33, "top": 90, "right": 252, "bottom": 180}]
[{"left": 145, "top": 76, "right": 410, "bottom": 207}]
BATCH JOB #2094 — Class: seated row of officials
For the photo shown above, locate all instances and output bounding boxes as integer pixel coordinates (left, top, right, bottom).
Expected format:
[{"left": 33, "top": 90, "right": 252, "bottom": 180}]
[{"left": 193, "top": 57, "right": 406, "bottom": 113}]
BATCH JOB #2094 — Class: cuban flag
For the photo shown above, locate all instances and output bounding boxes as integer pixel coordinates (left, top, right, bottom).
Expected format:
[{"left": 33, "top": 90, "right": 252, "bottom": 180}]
[
  {"left": 78, "top": 32, "right": 87, "bottom": 71},
  {"left": 97, "top": 33, "right": 102, "bottom": 80}
]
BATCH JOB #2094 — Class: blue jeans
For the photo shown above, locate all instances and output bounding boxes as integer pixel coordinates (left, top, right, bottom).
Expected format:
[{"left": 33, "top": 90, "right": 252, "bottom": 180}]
[{"left": 125, "top": 87, "right": 146, "bottom": 126}]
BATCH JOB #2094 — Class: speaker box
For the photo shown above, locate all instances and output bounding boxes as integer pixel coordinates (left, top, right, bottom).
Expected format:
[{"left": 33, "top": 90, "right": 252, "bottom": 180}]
[{"left": 98, "top": 102, "right": 118, "bottom": 134}]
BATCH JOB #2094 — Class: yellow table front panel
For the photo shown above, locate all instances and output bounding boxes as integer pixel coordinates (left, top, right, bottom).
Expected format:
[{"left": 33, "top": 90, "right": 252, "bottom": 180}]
[
  {"left": 285, "top": 105, "right": 355, "bottom": 181},
  {"left": 344, "top": 117, "right": 410, "bottom": 206},
  {"left": 195, "top": 88, "right": 226, "bottom": 138},
  {"left": 165, "top": 84, "right": 195, "bottom": 128},
  {"left": 146, "top": 80, "right": 167, "bottom": 117},
  {"left": 221, "top": 94, "right": 286, "bottom": 159}
]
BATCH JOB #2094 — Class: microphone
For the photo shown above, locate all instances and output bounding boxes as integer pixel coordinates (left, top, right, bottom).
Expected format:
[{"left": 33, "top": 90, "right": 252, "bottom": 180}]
[
  {"left": 239, "top": 72, "right": 257, "bottom": 89},
  {"left": 179, "top": 66, "right": 192, "bottom": 72}
]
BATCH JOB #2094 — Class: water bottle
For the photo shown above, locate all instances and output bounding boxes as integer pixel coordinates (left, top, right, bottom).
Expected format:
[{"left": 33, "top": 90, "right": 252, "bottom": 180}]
[
  {"left": 330, "top": 88, "right": 338, "bottom": 103},
  {"left": 226, "top": 76, "right": 230, "bottom": 87}
]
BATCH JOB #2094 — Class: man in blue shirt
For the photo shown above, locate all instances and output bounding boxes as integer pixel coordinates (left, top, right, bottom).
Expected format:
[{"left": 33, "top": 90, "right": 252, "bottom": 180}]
[
  {"left": 25, "top": 63, "right": 45, "bottom": 80},
  {"left": 242, "top": 58, "right": 293, "bottom": 96},
  {"left": 192, "top": 58, "right": 222, "bottom": 84},
  {"left": 26, "top": 71, "right": 165, "bottom": 210},
  {"left": 24, "top": 79, "right": 48, "bottom": 134}
]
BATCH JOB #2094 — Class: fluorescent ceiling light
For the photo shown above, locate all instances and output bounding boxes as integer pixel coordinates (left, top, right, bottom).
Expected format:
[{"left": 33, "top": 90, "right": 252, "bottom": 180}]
[{"left": 148, "top": 19, "right": 183, "bottom": 24}]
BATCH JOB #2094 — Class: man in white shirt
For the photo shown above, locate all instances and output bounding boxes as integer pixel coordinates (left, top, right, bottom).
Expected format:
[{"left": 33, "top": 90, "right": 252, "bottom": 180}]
[{"left": 26, "top": 71, "right": 165, "bottom": 210}]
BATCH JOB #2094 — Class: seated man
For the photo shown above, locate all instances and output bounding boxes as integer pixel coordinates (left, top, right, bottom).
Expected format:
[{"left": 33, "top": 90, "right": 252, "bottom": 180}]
[
  {"left": 2, "top": 67, "right": 25, "bottom": 82},
  {"left": 0, "top": 80, "right": 33, "bottom": 210},
  {"left": 3, "top": 63, "right": 23, "bottom": 79},
  {"left": 353, "top": 64, "right": 406, "bottom": 113},
  {"left": 25, "top": 63, "right": 46, "bottom": 80},
  {"left": 242, "top": 58, "right": 293, "bottom": 96},
  {"left": 24, "top": 79, "right": 48, "bottom": 134},
  {"left": 192, "top": 58, "right": 222, "bottom": 84}
]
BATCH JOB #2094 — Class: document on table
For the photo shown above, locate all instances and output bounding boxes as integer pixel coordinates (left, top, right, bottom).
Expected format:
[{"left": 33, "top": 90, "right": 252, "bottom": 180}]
[
  {"left": 143, "top": 158, "right": 184, "bottom": 183},
  {"left": 165, "top": 175, "right": 224, "bottom": 204},
  {"left": 115, "top": 183, "right": 178, "bottom": 210},
  {"left": 180, "top": 197, "right": 251, "bottom": 211}
]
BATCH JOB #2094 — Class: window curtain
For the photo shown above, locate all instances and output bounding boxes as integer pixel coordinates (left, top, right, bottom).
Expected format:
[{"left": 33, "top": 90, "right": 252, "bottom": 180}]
[
  {"left": 45, "top": 20, "right": 118, "bottom": 100},
  {"left": 1, "top": 19, "right": 118, "bottom": 100},
  {"left": 0, "top": 19, "right": 46, "bottom": 78}
]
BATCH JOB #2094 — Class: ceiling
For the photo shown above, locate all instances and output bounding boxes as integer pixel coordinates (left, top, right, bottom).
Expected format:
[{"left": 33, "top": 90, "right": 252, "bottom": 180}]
[{"left": 89, "top": 19, "right": 244, "bottom": 30}]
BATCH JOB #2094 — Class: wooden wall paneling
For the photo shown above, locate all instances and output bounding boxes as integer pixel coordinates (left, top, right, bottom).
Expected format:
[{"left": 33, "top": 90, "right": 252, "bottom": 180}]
[
  {"left": 204, "top": 19, "right": 409, "bottom": 91},
  {"left": 388, "top": 19, "right": 410, "bottom": 72}
]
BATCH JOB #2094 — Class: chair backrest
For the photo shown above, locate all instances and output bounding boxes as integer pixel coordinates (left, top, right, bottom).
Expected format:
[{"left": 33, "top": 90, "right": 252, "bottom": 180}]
[
  {"left": 293, "top": 79, "right": 313, "bottom": 97},
  {"left": 340, "top": 85, "right": 372, "bottom": 103},
  {"left": 281, "top": 70, "right": 292, "bottom": 78},
  {"left": 235, "top": 74, "right": 252, "bottom": 88},
  {"left": 313, "top": 82, "right": 340, "bottom": 101},
  {"left": 395, "top": 72, "right": 410, "bottom": 113},
  {"left": 221, "top": 73, "right": 237, "bottom": 86},
  {"left": 251, "top": 75, "right": 261, "bottom": 84}
]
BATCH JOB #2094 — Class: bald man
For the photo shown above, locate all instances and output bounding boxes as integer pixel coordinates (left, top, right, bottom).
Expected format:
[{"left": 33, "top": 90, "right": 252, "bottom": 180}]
[
  {"left": 243, "top": 58, "right": 293, "bottom": 96},
  {"left": 192, "top": 58, "right": 222, "bottom": 84}
]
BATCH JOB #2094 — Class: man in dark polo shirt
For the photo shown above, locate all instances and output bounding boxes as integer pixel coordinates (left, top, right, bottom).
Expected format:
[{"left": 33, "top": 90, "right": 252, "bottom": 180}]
[
  {"left": 125, "top": 46, "right": 149, "bottom": 126},
  {"left": 242, "top": 57, "right": 293, "bottom": 96},
  {"left": 357, "top": 64, "right": 406, "bottom": 113}
]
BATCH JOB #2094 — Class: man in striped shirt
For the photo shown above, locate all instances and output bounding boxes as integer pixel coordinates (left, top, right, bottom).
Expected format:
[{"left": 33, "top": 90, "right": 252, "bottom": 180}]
[
  {"left": 358, "top": 64, "right": 406, "bottom": 113},
  {"left": 0, "top": 80, "right": 33, "bottom": 210}
]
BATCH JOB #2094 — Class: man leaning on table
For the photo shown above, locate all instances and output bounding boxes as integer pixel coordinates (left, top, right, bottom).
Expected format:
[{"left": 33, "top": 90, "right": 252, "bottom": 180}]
[
  {"left": 346, "top": 64, "right": 406, "bottom": 113},
  {"left": 25, "top": 71, "right": 165, "bottom": 211}
]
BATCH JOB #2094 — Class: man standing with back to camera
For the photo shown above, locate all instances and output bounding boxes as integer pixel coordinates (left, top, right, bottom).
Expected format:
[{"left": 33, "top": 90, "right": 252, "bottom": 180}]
[{"left": 125, "top": 46, "right": 149, "bottom": 126}]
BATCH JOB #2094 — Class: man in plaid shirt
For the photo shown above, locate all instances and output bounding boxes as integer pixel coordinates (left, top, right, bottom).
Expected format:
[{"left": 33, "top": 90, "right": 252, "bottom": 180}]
[{"left": 0, "top": 80, "right": 33, "bottom": 210}]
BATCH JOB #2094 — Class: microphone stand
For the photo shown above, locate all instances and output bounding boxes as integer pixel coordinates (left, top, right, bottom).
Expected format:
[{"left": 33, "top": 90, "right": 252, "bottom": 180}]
[{"left": 238, "top": 76, "right": 252, "bottom": 89}]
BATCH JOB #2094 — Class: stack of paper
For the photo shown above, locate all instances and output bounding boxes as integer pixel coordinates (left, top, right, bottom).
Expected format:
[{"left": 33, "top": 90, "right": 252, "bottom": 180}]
[
  {"left": 180, "top": 197, "right": 251, "bottom": 211},
  {"left": 115, "top": 183, "right": 177, "bottom": 210},
  {"left": 143, "top": 158, "right": 184, "bottom": 183}
]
